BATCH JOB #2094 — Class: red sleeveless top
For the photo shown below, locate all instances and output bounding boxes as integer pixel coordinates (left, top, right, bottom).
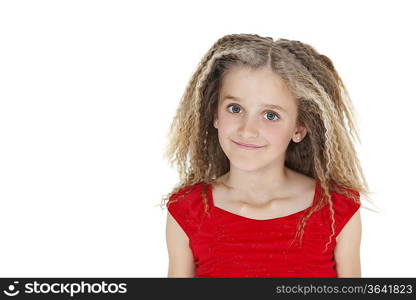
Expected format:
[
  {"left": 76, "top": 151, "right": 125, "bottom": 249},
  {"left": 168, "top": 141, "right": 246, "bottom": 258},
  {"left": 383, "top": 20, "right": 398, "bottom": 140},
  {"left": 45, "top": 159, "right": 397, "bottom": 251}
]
[{"left": 167, "top": 180, "right": 360, "bottom": 278}]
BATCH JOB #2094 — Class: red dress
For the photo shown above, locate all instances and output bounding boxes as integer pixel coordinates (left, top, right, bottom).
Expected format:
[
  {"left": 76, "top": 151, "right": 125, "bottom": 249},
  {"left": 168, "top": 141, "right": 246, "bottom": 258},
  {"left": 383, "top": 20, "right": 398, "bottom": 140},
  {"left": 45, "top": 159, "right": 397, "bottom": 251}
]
[{"left": 167, "top": 180, "right": 361, "bottom": 278}]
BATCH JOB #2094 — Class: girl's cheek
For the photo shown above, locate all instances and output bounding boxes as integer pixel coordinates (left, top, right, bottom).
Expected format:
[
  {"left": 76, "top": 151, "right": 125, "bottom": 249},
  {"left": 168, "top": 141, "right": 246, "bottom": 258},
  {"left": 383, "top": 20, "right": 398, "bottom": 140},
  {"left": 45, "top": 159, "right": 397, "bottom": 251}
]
[
  {"left": 263, "top": 127, "right": 289, "bottom": 145},
  {"left": 218, "top": 113, "right": 234, "bottom": 131}
]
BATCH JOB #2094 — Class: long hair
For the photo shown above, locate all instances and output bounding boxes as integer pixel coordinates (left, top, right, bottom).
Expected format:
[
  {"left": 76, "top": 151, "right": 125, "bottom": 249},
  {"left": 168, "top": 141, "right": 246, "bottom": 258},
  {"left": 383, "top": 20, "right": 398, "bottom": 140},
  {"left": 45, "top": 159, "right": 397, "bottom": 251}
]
[{"left": 160, "top": 33, "right": 375, "bottom": 252}]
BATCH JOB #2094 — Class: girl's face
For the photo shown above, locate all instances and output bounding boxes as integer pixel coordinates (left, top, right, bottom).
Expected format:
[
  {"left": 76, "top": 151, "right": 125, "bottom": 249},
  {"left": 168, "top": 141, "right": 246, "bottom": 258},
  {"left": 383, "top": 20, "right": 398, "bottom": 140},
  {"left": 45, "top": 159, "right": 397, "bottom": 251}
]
[{"left": 213, "top": 66, "right": 306, "bottom": 171}]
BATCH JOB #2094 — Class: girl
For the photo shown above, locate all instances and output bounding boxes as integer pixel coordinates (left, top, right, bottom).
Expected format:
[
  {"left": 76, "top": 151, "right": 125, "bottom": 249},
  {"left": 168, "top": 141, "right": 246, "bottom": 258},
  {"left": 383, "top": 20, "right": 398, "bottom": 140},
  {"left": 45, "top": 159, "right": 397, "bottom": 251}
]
[{"left": 161, "top": 33, "right": 373, "bottom": 278}]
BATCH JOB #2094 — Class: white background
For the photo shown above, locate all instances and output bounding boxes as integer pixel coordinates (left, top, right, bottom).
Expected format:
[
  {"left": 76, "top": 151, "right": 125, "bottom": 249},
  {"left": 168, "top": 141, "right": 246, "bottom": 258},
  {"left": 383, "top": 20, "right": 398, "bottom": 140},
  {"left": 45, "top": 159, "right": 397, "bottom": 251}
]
[{"left": 0, "top": 0, "right": 414, "bottom": 277}]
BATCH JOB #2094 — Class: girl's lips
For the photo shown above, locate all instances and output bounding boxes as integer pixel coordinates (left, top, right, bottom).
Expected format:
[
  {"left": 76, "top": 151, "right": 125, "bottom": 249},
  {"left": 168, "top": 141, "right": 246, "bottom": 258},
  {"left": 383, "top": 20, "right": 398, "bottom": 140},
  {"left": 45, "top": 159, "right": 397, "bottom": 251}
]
[{"left": 232, "top": 140, "right": 264, "bottom": 149}]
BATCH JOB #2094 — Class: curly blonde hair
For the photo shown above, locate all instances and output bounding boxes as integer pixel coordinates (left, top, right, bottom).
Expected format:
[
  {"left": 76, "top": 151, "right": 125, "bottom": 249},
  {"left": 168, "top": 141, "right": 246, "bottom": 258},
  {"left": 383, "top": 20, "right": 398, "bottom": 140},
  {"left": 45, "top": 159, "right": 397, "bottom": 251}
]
[{"left": 160, "top": 33, "right": 374, "bottom": 252}]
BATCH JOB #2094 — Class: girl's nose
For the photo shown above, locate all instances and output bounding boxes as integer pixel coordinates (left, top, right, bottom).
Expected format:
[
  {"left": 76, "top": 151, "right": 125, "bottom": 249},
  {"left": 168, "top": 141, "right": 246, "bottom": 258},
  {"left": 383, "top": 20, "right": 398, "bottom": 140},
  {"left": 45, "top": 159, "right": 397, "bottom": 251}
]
[{"left": 238, "top": 117, "right": 259, "bottom": 139}]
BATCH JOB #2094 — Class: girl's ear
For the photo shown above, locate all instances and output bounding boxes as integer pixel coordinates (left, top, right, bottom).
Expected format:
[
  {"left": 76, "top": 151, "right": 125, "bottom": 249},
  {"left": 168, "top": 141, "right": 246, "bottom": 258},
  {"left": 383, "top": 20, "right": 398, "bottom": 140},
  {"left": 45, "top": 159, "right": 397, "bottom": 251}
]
[{"left": 292, "top": 125, "right": 308, "bottom": 143}]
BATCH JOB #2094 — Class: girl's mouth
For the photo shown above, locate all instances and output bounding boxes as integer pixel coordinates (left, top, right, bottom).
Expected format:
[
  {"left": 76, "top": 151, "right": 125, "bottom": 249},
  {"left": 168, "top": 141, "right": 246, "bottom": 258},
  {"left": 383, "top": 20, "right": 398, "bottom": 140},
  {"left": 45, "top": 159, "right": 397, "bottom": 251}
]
[{"left": 232, "top": 140, "right": 264, "bottom": 150}]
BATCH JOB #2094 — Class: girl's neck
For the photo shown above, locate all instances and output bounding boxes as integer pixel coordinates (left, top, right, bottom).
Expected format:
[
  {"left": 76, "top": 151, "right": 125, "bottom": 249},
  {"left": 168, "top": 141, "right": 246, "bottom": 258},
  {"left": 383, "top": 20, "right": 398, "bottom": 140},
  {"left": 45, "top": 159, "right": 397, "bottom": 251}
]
[{"left": 215, "top": 166, "right": 297, "bottom": 205}]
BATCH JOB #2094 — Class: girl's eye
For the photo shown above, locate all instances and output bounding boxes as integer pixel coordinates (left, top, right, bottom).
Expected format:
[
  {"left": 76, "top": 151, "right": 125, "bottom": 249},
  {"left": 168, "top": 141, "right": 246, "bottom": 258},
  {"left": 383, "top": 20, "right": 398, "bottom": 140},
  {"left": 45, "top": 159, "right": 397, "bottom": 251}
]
[
  {"left": 226, "top": 104, "right": 279, "bottom": 121},
  {"left": 227, "top": 104, "right": 240, "bottom": 113},
  {"left": 265, "top": 112, "right": 279, "bottom": 121}
]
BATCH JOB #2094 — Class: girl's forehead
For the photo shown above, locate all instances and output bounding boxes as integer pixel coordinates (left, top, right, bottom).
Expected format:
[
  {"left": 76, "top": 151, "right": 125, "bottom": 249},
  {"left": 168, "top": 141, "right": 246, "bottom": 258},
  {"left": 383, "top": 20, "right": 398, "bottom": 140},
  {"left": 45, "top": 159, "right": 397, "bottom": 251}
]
[{"left": 218, "top": 68, "right": 297, "bottom": 112}]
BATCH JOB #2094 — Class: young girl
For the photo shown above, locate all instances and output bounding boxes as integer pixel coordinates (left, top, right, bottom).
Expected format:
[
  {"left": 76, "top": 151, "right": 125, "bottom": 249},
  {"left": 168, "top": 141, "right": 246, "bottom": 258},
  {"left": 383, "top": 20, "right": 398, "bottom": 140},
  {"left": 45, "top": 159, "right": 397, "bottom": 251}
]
[{"left": 161, "top": 33, "right": 373, "bottom": 278}]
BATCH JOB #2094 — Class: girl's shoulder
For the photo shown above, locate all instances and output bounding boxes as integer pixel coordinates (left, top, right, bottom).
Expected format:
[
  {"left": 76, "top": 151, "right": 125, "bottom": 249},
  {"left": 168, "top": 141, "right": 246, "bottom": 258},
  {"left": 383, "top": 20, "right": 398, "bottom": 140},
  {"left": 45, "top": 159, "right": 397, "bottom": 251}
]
[
  {"left": 330, "top": 184, "right": 361, "bottom": 208},
  {"left": 166, "top": 182, "right": 206, "bottom": 239},
  {"left": 327, "top": 185, "right": 361, "bottom": 237},
  {"left": 168, "top": 182, "right": 205, "bottom": 204}
]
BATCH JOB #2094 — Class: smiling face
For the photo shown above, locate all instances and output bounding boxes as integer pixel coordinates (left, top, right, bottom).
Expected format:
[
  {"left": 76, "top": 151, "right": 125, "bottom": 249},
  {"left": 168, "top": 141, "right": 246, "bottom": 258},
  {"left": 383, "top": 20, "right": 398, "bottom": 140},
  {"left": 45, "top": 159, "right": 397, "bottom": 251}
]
[{"left": 213, "top": 65, "right": 307, "bottom": 171}]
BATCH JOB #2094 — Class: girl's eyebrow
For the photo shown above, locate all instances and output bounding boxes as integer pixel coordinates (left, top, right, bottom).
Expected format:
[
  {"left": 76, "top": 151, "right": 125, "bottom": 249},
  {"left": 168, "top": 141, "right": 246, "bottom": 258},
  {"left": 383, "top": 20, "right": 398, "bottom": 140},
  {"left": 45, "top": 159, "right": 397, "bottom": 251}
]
[{"left": 222, "top": 95, "right": 287, "bottom": 113}]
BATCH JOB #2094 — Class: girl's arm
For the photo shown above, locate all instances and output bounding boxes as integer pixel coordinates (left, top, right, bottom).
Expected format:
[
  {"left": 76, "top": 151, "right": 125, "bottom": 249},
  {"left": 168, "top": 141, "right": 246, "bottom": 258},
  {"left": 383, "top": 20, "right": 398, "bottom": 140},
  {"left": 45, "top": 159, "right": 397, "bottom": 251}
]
[
  {"left": 166, "top": 211, "right": 196, "bottom": 277},
  {"left": 334, "top": 209, "right": 362, "bottom": 277}
]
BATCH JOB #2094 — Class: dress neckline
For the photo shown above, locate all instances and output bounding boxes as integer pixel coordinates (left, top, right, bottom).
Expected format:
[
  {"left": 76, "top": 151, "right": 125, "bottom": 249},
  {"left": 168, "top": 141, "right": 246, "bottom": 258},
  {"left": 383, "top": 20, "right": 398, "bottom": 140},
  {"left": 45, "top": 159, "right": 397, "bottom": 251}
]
[{"left": 207, "top": 179, "right": 320, "bottom": 222}]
